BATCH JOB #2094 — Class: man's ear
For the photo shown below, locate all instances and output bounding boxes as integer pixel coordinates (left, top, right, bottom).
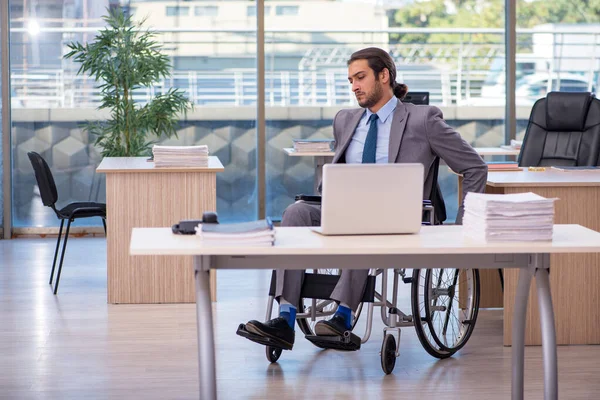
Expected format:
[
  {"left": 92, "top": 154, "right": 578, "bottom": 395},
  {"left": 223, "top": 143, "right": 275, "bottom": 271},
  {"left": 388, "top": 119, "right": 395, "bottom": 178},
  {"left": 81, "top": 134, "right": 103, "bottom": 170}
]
[{"left": 380, "top": 68, "right": 390, "bottom": 85}]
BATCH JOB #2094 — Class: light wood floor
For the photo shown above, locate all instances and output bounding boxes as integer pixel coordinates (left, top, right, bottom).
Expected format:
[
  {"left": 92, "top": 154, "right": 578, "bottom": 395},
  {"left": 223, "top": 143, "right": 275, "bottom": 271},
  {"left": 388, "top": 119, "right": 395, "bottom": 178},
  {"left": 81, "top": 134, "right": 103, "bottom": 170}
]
[{"left": 1, "top": 237, "right": 599, "bottom": 399}]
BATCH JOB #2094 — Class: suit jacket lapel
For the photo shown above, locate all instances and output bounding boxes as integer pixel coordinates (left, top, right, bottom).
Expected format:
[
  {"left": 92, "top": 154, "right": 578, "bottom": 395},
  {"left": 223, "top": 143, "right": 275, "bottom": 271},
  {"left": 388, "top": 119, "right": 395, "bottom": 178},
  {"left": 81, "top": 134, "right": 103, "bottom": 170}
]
[
  {"left": 332, "top": 109, "right": 364, "bottom": 164},
  {"left": 388, "top": 101, "right": 408, "bottom": 163}
]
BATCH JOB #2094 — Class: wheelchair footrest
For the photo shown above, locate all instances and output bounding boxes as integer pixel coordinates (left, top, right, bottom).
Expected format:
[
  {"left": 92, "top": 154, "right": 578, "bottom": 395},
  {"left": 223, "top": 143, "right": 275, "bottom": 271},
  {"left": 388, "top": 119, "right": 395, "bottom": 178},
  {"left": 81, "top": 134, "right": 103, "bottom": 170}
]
[
  {"left": 236, "top": 323, "right": 293, "bottom": 350},
  {"left": 304, "top": 331, "right": 361, "bottom": 351}
]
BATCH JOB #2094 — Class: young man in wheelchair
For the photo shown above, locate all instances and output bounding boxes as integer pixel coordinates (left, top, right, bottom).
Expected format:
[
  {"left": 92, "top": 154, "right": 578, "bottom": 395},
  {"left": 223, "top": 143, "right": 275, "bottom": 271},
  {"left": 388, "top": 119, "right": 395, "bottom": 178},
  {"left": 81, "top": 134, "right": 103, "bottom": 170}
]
[{"left": 240, "top": 47, "right": 488, "bottom": 350}]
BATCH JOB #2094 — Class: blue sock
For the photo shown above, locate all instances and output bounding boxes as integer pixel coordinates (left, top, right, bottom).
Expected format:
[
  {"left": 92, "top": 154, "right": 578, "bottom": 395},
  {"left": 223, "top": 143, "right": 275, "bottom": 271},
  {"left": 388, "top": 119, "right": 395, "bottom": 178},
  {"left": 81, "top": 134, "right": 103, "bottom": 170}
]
[
  {"left": 335, "top": 304, "right": 353, "bottom": 330},
  {"left": 279, "top": 303, "right": 296, "bottom": 329}
]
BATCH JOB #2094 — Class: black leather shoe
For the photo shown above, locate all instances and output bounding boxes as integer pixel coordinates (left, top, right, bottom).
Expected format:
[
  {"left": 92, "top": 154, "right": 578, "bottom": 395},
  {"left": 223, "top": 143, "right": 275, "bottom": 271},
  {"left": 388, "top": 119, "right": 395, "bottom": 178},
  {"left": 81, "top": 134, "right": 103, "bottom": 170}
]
[
  {"left": 245, "top": 317, "right": 295, "bottom": 348},
  {"left": 314, "top": 314, "right": 350, "bottom": 336}
]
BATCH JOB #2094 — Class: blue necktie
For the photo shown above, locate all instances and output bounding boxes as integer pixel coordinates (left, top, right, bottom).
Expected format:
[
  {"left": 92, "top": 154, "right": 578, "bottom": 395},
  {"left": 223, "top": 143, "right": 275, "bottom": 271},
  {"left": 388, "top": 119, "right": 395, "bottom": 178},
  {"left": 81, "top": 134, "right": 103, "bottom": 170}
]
[{"left": 362, "top": 113, "right": 379, "bottom": 163}]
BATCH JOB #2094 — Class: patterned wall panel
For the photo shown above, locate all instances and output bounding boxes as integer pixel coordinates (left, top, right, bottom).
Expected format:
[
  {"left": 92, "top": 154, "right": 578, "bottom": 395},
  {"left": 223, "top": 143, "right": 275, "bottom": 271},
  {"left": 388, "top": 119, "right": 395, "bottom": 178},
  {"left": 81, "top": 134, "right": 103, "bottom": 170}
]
[{"left": 13, "top": 116, "right": 529, "bottom": 227}]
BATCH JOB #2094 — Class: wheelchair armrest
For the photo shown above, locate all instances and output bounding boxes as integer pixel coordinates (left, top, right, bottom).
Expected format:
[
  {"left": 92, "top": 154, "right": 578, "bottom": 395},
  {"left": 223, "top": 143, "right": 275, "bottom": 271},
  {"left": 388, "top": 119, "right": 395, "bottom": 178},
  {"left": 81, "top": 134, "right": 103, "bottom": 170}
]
[{"left": 422, "top": 200, "right": 436, "bottom": 225}]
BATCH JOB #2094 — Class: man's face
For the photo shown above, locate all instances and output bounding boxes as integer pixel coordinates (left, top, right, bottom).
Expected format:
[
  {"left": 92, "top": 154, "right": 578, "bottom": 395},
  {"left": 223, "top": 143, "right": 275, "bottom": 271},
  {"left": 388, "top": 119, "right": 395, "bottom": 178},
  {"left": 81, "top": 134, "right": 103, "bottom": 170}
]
[{"left": 348, "top": 59, "right": 384, "bottom": 109}]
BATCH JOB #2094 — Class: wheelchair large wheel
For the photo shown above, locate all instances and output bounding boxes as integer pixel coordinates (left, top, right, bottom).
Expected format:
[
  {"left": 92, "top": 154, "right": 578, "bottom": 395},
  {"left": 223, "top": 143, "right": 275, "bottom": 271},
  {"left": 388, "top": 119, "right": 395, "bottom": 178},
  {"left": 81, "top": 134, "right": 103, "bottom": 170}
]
[
  {"left": 411, "top": 268, "right": 480, "bottom": 358},
  {"left": 296, "top": 269, "right": 363, "bottom": 336}
]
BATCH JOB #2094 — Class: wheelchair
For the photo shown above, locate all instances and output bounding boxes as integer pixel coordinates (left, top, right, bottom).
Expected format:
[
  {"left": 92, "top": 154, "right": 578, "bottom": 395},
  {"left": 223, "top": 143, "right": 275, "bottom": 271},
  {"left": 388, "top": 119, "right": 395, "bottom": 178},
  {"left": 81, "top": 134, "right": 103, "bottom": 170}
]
[{"left": 238, "top": 159, "right": 484, "bottom": 374}]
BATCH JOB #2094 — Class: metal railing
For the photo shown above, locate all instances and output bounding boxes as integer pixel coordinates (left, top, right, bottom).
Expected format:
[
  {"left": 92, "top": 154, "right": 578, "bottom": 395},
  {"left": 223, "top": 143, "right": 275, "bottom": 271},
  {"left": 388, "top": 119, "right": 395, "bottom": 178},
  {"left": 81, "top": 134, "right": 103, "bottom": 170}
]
[
  {"left": 11, "top": 69, "right": 456, "bottom": 108},
  {"left": 8, "top": 27, "right": 600, "bottom": 108}
]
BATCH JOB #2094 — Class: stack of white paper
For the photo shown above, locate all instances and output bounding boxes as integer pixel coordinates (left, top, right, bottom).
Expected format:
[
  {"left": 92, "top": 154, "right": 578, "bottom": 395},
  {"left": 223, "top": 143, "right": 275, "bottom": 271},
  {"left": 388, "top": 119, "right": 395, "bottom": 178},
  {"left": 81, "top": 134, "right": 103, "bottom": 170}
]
[
  {"left": 195, "top": 219, "right": 275, "bottom": 247},
  {"left": 463, "top": 192, "right": 557, "bottom": 242},
  {"left": 510, "top": 139, "right": 523, "bottom": 149},
  {"left": 292, "top": 139, "right": 334, "bottom": 153},
  {"left": 152, "top": 145, "right": 209, "bottom": 167}
]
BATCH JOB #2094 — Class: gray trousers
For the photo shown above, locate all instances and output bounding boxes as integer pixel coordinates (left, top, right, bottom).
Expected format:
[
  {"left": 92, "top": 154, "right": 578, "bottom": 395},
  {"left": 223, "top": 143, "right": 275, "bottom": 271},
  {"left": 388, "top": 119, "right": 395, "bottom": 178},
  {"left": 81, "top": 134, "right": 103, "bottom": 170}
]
[{"left": 275, "top": 201, "right": 369, "bottom": 311}]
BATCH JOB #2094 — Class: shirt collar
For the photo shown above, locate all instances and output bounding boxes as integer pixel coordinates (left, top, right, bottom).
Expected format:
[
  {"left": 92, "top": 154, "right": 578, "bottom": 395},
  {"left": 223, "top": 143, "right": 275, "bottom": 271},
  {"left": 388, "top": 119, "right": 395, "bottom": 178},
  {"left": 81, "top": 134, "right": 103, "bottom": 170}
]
[{"left": 365, "top": 96, "right": 398, "bottom": 125}]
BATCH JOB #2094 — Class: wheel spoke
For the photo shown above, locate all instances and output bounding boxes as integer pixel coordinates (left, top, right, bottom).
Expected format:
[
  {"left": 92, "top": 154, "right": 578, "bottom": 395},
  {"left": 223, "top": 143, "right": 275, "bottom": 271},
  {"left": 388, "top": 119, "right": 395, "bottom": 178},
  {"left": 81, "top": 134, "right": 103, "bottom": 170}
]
[{"left": 419, "top": 269, "right": 479, "bottom": 353}]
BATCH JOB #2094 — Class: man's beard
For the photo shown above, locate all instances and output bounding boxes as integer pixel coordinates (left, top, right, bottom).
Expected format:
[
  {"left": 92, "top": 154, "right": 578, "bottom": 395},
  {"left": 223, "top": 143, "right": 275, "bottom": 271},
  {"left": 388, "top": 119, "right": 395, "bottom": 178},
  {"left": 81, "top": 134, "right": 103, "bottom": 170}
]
[{"left": 357, "top": 80, "right": 383, "bottom": 109}]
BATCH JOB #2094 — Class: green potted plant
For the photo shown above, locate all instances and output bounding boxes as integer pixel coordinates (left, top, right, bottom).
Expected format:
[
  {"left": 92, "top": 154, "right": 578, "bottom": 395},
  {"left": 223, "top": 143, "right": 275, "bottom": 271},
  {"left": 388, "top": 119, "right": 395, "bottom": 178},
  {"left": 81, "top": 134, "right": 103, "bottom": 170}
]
[{"left": 64, "top": 7, "right": 193, "bottom": 157}]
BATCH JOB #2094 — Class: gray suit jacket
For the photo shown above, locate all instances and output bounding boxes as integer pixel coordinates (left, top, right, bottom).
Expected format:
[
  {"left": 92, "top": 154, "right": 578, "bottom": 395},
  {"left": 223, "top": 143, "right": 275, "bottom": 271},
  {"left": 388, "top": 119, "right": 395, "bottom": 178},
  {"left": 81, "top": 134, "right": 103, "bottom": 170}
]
[{"left": 322, "top": 98, "right": 488, "bottom": 223}]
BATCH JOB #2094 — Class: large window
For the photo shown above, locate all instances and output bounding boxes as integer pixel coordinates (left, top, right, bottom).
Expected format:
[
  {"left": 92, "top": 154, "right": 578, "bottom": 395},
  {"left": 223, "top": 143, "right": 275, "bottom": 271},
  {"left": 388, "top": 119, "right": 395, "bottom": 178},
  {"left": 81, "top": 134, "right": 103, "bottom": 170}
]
[
  {"left": 7, "top": 1, "right": 592, "bottom": 229},
  {"left": 0, "top": 4, "right": 2, "bottom": 231},
  {"left": 10, "top": 0, "right": 257, "bottom": 227},
  {"left": 195, "top": 6, "right": 218, "bottom": 17},
  {"left": 10, "top": 0, "right": 114, "bottom": 228},
  {"left": 275, "top": 6, "right": 298, "bottom": 16},
  {"left": 166, "top": 6, "right": 188, "bottom": 17},
  {"left": 127, "top": 1, "right": 258, "bottom": 223},
  {"left": 264, "top": 0, "right": 506, "bottom": 223},
  {"left": 516, "top": 1, "right": 600, "bottom": 140}
]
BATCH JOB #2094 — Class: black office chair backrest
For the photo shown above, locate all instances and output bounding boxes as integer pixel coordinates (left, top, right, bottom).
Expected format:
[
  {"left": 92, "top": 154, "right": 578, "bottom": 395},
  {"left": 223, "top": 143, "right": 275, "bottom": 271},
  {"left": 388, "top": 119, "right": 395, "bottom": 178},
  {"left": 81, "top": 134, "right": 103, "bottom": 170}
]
[
  {"left": 403, "top": 91, "right": 429, "bottom": 105},
  {"left": 27, "top": 151, "right": 59, "bottom": 207},
  {"left": 518, "top": 92, "right": 600, "bottom": 167},
  {"left": 429, "top": 157, "right": 446, "bottom": 224}
]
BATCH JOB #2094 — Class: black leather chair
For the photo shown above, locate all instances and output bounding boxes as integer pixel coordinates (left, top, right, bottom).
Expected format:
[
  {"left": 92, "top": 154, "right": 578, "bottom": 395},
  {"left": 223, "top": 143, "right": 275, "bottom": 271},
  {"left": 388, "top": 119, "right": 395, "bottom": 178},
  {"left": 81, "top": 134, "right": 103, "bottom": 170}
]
[
  {"left": 428, "top": 157, "right": 446, "bottom": 224},
  {"left": 402, "top": 91, "right": 430, "bottom": 105},
  {"left": 27, "top": 151, "right": 107, "bottom": 294},
  {"left": 518, "top": 92, "right": 600, "bottom": 167},
  {"left": 505, "top": 91, "right": 600, "bottom": 292}
]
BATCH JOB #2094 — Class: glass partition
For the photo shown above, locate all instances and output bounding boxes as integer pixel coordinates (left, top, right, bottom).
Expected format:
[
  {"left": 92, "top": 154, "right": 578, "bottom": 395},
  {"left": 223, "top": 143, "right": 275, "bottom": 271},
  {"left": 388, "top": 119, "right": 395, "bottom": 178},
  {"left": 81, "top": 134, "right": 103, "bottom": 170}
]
[
  {"left": 10, "top": 0, "right": 258, "bottom": 226},
  {"left": 264, "top": 0, "right": 506, "bottom": 223}
]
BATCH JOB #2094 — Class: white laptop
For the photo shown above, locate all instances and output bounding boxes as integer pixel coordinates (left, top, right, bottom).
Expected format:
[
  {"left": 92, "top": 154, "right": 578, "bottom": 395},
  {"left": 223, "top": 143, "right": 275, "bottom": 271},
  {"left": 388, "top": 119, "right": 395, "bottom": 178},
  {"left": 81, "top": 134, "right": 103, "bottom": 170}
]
[{"left": 312, "top": 163, "right": 424, "bottom": 235}]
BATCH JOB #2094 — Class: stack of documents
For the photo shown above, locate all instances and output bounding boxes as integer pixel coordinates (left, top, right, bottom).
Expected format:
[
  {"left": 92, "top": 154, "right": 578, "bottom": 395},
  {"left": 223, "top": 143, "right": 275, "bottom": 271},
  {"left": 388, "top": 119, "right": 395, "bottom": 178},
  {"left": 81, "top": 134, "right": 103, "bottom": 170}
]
[
  {"left": 486, "top": 162, "right": 522, "bottom": 171},
  {"left": 551, "top": 166, "right": 600, "bottom": 172},
  {"left": 500, "top": 139, "right": 522, "bottom": 150},
  {"left": 196, "top": 218, "right": 275, "bottom": 247},
  {"left": 152, "top": 145, "right": 209, "bottom": 167},
  {"left": 463, "top": 192, "right": 557, "bottom": 242},
  {"left": 292, "top": 139, "right": 334, "bottom": 152}
]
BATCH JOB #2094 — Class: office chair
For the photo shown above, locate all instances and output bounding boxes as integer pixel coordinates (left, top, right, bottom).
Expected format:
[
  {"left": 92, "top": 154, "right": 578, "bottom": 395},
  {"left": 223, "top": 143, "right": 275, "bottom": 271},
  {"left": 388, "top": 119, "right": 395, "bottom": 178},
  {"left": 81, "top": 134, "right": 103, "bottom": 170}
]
[
  {"left": 27, "top": 151, "right": 107, "bottom": 294},
  {"left": 506, "top": 91, "right": 600, "bottom": 292},
  {"left": 428, "top": 157, "right": 446, "bottom": 224},
  {"left": 402, "top": 91, "right": 430, "bottom": 106},
  {"left": 518, "top": 92, "right": 600, "bottom": 167}
]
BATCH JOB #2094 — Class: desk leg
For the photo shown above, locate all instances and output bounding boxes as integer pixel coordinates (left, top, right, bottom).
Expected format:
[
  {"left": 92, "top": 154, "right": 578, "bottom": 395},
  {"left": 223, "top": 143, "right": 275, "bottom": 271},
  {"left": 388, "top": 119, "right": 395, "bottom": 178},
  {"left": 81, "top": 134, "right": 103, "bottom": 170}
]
[
  {"left": 194, "top": 256, "right": 217, "bottom": 400},
  {"left": 535, "top": 267, "right": 558, "bottom": 400},
  {"left": 512, "top": 266, "right": 533, "bottom": 400},
  {"left": 512, "top": 254, "right": 557, "bottom": 400}
]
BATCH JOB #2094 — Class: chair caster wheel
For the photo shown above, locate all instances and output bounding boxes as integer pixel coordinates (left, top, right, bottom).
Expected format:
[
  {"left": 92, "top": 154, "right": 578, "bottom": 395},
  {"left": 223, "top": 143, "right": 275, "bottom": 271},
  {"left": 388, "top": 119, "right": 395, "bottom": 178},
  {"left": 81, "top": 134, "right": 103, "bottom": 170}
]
[
  {"left": 381, "top": 334, "right": 397, "bottom": 374},
  {"left": 266, "top": 346, "right": 282, "bottom": 363}
]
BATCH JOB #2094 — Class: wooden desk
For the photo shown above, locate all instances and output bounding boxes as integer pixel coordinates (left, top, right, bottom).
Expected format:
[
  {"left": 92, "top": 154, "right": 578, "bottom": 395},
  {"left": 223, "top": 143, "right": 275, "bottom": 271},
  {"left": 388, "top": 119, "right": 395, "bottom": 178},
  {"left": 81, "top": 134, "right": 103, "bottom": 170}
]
[
  {"left": 284, "top": 148, "right": 334, "bottom": 193},
  {"left": 482, "top": 169, "right": 600, "bottom": 346},
  {"left": 97, "top": 157, "right": 224, "bottom": 304},
  {"left": 130, "top": 224, "right": 600, "bottom": 400},
  {"left": 283, "top": 146, "right": 521, "bottom": 158},
  {"left": 474, "top": 147, "right": 521, "bottom": 157},
  {"left": 285, "top": 146, "right": 520, "bottom": 193}
]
